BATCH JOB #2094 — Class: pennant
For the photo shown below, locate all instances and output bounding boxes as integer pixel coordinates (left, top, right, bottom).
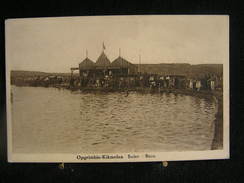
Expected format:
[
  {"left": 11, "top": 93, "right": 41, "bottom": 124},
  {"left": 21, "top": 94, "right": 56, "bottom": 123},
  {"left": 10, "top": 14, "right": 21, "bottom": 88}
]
[{"left": 103, "top": 42, "right": 106, "bottom": 50}]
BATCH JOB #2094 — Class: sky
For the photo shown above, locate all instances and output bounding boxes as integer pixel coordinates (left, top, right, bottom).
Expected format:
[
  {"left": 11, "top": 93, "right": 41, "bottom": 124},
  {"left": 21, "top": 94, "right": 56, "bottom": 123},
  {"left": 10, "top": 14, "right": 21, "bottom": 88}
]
[{"left": 6, "top": 15, "right": 229, "bottom": 73}]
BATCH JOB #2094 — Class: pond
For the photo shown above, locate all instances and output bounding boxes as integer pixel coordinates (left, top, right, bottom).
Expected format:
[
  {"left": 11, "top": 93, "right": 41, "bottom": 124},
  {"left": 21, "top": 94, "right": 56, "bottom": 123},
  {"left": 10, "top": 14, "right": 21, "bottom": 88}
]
[{"left": 11, "top": 86, "right": 217, "bottom": 153}]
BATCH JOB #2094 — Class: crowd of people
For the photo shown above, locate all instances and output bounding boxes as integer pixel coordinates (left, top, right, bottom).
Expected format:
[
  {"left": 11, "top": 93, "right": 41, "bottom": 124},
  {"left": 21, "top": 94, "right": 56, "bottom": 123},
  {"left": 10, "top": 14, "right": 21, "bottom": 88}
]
[
  {"left": 70, "top": 73, "right": 222, "bottom": 91},
  {"left": 12, "top": 71, "right": 222, "bottom": 92}
]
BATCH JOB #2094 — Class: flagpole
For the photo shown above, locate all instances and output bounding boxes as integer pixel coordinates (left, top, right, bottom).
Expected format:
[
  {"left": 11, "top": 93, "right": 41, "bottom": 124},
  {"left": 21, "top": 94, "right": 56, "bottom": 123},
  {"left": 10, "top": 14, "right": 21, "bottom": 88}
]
[
  {"left": 139, "top": 54, "right": 141, "bottom": 75},
  {"left": 102, "top": 42, "right": 106, "bottom": 52},
  {"left": 102, "top": 42, "right": 106, "bottom": 75},
  {"left": 120, "top": 48, "right": 122, "bottom": 75}
]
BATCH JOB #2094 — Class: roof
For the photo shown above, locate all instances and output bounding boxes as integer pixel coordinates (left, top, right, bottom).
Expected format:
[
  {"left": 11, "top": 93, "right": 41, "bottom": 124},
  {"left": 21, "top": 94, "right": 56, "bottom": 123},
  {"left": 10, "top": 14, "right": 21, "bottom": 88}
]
[
  {"left": 95, "top": 51, "right": 111, "bottom": 67},
  {"left": 79, "top": 58, "right": 95, "bottom": 69},
  {"left": 111, "top": 56, "right": 137, "bottom": 68}
]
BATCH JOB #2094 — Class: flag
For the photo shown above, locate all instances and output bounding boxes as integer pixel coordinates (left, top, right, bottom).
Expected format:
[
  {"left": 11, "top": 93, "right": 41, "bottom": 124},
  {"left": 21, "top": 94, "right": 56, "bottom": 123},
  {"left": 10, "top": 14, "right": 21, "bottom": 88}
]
[{"left": 103, "top": 42, "right": 106, "bottom": 50}]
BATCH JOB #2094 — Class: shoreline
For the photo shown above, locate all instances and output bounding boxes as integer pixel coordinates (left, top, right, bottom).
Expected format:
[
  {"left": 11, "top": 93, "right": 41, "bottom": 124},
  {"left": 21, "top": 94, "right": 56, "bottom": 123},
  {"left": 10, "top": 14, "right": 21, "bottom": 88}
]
[{"left": 12, "top": 85, "right": 223, "bottom": 150}]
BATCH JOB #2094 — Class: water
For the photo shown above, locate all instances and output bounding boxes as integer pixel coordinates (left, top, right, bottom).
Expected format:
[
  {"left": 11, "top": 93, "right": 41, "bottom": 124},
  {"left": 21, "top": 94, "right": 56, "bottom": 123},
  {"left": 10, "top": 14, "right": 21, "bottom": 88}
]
[{"left": 11, "top": 86, "right": 217, "bottom": 153}]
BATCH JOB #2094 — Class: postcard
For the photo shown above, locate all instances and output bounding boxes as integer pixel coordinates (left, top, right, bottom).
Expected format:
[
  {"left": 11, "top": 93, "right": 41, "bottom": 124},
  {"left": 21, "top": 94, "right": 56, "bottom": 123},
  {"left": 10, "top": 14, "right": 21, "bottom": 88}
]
[{"left": 5, "top": 15, "right": 229, "bottom": 162}]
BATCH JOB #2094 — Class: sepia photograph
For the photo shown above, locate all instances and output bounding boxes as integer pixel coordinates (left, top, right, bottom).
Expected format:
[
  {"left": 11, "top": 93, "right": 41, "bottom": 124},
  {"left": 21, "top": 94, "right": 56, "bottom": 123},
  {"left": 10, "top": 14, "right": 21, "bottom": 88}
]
[{"left": 5, "top": 15, "right": 229, "bottom": 162}]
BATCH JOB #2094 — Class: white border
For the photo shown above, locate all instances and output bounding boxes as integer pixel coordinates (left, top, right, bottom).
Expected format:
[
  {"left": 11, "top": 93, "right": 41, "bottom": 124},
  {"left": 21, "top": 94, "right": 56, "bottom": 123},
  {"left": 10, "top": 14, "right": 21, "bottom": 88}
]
[{"left": 5, "top": 15, "right": 229, "bottom": 163}]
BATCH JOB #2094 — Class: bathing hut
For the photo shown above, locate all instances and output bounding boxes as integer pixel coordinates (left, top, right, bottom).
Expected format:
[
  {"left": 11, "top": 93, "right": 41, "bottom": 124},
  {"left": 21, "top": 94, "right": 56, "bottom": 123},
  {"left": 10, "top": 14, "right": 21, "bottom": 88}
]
[
  {"left": 110, "top": 56, "right": 138, "bottom": 75},
  {"left": 79, "top": 57, "right": 95, "bottom": 70},
  {"left": 95, "top": 51, "right": 111, "bottom": 68},
  {"left": 79, "top": 57, "right": 95, "bottom": 78},
  {"left": 91, "top": 51, "right": 112, "bottom": 77}
]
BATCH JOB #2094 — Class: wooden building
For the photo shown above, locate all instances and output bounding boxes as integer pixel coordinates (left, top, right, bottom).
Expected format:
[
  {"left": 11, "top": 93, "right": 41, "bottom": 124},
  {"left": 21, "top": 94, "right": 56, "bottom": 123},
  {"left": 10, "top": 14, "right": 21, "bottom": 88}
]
[
  {"left": 78, "top": 50, "right": 137, "bottom": 79},
  {"left": 110, "top": 56, "right": 138, "bottom": 75}
]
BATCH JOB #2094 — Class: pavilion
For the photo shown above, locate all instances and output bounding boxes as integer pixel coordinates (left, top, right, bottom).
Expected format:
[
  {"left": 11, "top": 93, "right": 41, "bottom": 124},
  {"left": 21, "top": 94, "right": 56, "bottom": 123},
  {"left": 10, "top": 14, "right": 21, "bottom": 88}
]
[{"left": 76, "top": 48, "right": 137, "bottom": 79}]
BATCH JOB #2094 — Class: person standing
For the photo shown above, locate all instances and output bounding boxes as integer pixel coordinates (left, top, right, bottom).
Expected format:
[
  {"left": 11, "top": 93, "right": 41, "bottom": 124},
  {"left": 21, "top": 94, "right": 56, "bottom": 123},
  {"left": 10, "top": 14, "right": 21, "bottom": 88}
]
[
  {"left": 210, "top": 80, "right": 215, "bottom": 90},
  {"left": 196, "top": 80, "right": 201, "bottom": 91}
]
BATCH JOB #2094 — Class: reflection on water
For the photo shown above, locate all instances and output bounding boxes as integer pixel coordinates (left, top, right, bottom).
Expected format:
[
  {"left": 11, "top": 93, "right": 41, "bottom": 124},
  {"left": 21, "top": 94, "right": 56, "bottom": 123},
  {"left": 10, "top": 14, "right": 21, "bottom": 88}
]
[{"left": 11, "top": 86, "right": 217, "bottom": 153}]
